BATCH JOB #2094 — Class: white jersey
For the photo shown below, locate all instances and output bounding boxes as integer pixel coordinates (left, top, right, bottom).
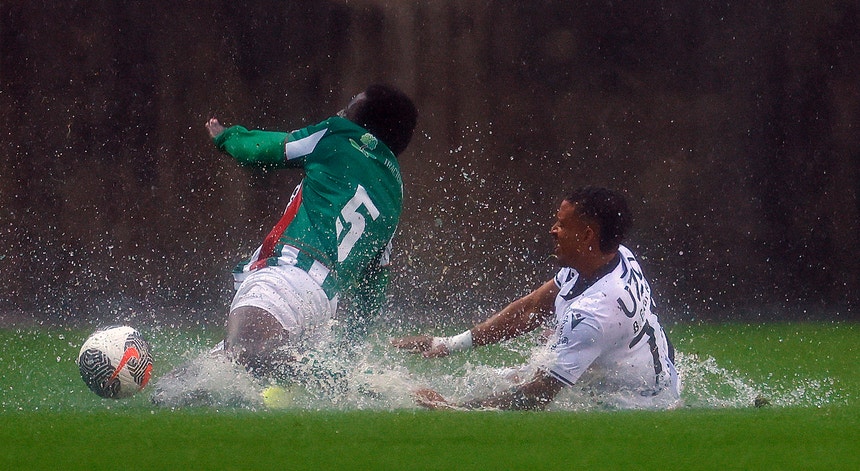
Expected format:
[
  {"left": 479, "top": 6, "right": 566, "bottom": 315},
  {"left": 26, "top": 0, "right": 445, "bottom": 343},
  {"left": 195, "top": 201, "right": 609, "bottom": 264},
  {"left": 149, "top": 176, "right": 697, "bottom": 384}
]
[{"left": 545, "top": 245, "right": 680, "bottom": 407}]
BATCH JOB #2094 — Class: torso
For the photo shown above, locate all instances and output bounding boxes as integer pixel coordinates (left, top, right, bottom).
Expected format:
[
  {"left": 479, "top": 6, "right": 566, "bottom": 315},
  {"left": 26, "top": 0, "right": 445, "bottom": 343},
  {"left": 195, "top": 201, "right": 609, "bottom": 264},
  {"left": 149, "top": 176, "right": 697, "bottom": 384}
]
[{"left": 547, "top": 245, "right": 678, "bottom": 399}]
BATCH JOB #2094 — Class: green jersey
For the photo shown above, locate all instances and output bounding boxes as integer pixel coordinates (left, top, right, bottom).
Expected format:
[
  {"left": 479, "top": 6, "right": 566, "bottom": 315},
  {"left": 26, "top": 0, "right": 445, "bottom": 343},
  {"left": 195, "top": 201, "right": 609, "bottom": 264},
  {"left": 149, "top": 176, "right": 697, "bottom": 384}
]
[{"left": 214, "top": 116, "right": 403, "bottom": 323}]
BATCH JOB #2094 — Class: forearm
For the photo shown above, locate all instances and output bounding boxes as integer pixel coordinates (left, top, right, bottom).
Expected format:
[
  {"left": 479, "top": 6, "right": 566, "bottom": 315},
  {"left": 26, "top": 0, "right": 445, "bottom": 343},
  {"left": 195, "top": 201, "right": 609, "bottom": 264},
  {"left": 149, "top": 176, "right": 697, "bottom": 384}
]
[
  {"left": 214, "top": 125, "right": 289, "bottom": 167},
  {"left": 430, "top": 301, "right": 541, "bottom": 354},
  {"left": 460, "top": 371, "right": 562, "bottom": 410},
  {"left": 471, "top": 297, "right": 546, "bottom": 347},
  {"left": 431, "top": 280, "right": 556, "bottom": 353}
]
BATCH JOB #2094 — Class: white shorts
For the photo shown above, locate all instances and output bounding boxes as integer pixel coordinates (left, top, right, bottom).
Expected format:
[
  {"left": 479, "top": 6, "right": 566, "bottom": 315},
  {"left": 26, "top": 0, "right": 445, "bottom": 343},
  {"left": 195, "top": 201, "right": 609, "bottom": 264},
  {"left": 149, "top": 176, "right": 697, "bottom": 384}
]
[{"left": 230, "top": 265, "right": 337, "bottom": 345}]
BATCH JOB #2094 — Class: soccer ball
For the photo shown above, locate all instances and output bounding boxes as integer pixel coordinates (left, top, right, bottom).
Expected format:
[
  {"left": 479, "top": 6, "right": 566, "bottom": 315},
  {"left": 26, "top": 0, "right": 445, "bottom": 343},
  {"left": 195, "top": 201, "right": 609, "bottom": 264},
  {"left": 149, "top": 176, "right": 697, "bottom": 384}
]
[{"left": 77, "top": 325, "right": 154, "bottom": 399}]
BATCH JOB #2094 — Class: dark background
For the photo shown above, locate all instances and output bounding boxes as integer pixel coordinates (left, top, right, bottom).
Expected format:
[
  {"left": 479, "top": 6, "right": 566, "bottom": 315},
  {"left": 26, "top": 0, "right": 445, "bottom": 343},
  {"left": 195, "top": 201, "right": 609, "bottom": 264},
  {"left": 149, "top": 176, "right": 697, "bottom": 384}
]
[{"left": 1, "top": 1, "right": 858, "bottom": 328}]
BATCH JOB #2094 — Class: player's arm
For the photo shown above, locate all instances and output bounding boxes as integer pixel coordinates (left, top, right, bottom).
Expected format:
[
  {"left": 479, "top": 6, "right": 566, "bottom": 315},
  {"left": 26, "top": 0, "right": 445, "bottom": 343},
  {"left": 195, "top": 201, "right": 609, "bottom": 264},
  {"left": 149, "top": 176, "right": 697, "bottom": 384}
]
[
  {"left": 208, "top": 119, "right": 289, "bottom": 168},
  {"left": 392, "top": 279, "right": 559, "bottom": 357},
  {"left": 471, "top": 279, "right": 558, "bottom": 346},
  {"left": 416, "top": 370, "right": 564, "bottom": 411}
]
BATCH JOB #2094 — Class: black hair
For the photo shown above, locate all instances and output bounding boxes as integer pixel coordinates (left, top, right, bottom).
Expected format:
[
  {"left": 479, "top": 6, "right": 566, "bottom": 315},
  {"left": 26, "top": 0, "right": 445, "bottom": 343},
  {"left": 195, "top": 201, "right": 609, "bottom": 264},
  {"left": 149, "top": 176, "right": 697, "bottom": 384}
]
[
  {"left": 565, "top": 186, "right": 632, "bottom": 252},
  {"left": 350, "top": 84, "right": 417, "bottom": 156}
]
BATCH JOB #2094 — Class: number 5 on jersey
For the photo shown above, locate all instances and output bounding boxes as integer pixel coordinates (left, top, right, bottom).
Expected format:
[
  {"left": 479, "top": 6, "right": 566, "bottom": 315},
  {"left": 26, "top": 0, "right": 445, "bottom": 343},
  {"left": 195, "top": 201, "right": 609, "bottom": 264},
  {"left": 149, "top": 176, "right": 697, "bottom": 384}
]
[{"left": 336, "top": 185, "right": 380, "bottom": 262}]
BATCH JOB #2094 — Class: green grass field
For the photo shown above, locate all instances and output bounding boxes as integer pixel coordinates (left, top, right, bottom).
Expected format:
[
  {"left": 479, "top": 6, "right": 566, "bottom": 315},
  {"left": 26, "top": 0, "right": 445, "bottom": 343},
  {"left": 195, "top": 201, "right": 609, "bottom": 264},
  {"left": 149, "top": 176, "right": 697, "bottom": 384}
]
[{"left": 1, "top": 322, "right": 857, "bottom": 470}]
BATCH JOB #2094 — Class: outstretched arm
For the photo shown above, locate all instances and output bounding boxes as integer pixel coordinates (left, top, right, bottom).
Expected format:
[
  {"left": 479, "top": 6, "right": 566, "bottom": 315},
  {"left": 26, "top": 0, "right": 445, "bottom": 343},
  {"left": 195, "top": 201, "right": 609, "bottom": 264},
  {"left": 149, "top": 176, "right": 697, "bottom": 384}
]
[
  {"left": 471, "top": 279, "right": 559, "bottom": 346},
  {"left": 392, "top": 279, "right": 559, "bottom": 357},
  {"left": 205, "top": 117, "right": 290, "bottom": 167},
  {"left": 415, "top": 370, "right": 564, "bottom": 411}
]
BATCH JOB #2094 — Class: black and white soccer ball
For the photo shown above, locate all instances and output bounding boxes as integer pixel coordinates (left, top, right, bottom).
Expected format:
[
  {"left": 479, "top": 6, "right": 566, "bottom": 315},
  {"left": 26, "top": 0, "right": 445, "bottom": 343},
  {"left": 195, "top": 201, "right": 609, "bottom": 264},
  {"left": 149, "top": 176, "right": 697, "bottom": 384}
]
[{"left": 77, "top": 325, "right": 153, "bottom": 399}]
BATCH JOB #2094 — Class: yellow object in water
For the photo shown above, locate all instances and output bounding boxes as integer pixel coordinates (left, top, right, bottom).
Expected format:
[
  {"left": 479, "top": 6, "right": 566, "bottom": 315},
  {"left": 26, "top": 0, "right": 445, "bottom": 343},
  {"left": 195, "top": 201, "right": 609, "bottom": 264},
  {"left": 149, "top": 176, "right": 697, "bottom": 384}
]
[{"left": 261, "top": 385, "right": 293, "bottom": 409}]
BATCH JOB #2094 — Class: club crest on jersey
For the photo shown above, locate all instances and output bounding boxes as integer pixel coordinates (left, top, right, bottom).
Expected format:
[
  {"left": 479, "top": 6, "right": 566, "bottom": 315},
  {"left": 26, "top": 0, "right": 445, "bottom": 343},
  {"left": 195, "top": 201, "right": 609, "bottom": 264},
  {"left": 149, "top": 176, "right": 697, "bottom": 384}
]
[{"left": 350, "top": 133, "right": 378, "bottom": 156}]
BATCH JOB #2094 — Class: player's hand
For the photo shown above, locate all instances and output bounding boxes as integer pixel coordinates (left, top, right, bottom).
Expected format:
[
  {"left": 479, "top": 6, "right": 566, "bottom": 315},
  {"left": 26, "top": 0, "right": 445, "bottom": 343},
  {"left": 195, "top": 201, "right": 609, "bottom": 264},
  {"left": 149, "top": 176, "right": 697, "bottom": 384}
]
[
  {"left": 413, "top": 388, "right": 456, "bottom": 410},
  {"left": 390, "top": 335, "right": 451, "bottom": 358},
  {"left": 205, "top": 117, "right": 225, "bottom": 138},
  {"left": 390, "top": 335, "right": 432, "bottom": 353},
  {"left": 422, "top": 343, "right": 451, "bottom": 358}
]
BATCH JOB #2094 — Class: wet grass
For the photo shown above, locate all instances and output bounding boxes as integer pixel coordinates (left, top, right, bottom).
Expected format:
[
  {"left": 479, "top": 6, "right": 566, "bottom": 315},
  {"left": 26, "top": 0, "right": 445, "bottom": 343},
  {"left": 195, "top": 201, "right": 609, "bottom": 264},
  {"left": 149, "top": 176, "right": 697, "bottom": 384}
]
[{"left": 1, "top": 322, "right": 857, "bottom": 470}]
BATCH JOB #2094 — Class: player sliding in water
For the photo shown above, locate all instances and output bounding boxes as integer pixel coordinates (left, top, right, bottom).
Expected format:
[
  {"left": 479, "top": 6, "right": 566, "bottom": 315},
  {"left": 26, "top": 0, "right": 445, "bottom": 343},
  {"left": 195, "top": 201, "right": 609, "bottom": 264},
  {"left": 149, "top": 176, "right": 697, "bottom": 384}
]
[
  {"left": 392, "top": 187, "right": 681, "bottom": 410},
  {"left": 152, "top": 85, "right": 417, "bottom": 406}
]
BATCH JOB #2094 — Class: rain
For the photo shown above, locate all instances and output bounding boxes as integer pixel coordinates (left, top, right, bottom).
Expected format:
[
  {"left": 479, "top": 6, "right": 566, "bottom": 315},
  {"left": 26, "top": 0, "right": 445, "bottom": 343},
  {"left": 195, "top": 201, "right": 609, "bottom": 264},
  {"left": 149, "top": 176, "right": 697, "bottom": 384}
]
[{"left": 0, "top": 1, "right": 857, "bottom": 411}]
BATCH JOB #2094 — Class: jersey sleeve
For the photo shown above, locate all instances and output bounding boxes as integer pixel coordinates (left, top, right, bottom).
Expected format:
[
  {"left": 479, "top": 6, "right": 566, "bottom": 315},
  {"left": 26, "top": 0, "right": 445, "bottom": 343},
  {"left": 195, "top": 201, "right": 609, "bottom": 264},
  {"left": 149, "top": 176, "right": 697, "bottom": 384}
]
[
  {"left": 284, "top": 124, "right": 329, "bottom": 164},
  {"left": 214, "top": 125, "right": 289, "bottom": 168},
  {"left": 547, "top": 309, "right": 604, "bottom": 387}
]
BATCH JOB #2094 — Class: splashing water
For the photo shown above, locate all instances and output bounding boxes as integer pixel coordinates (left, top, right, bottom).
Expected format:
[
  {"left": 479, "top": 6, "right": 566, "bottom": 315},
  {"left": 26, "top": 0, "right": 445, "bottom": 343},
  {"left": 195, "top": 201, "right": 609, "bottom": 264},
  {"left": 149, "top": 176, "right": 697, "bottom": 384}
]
[
  {"left": 150, "top": 349, "right": 265, "bottom": 409},
  {"left": 2, "top": 313, "right": 849, "bottom": 412},
  {"left": 145, "top": 328, "right": 845, "bottom": 411},
  {"left": 675, "top": 351, "right": 843, "bottom": 409}
]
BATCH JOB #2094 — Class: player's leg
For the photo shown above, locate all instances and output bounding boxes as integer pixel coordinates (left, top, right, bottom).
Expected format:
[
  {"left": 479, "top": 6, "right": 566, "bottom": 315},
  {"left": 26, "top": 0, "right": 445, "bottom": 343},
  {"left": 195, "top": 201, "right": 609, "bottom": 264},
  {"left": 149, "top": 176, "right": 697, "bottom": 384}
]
[{"left": 224, "top": 305, "right": 295, "bottom": 378}]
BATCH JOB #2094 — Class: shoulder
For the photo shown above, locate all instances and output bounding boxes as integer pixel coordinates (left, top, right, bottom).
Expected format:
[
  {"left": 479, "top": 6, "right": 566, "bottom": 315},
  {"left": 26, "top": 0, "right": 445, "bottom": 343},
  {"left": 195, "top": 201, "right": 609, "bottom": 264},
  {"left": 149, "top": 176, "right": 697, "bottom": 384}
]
[
  {"left": 287, "top": 117, "right": 335, "bottom": 139},
  {"left": 308, "top": 116, "right": 366, "bottom": 136},
  {"left": 616, "top": 245, "right": 642, "bottom": 273},
  {"left": 285, "top": 117, "right": 362, "bottom": 160}
]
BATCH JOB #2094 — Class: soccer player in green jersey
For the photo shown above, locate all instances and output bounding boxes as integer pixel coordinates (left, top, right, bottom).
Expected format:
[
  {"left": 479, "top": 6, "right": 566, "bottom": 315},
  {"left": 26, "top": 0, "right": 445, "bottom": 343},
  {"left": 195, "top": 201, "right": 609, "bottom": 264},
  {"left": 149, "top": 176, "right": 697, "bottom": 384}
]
[{"left": 207, "top": 84, "right": 417, "bottom": 379}]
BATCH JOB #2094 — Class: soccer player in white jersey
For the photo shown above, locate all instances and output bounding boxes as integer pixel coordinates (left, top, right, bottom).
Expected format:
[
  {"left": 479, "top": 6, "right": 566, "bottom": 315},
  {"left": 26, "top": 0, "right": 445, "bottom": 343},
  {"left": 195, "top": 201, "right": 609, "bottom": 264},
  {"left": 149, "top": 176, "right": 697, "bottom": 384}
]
[{"left": 392, "top": 187, "right": 680, "bottom": 410}]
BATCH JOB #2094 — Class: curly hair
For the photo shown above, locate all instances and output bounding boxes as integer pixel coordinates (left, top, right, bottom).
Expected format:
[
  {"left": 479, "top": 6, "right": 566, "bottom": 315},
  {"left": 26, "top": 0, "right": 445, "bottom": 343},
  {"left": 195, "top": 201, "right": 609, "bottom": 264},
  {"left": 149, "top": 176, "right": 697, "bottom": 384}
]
[
  {"left": 349, "top": 84, "right": 418, "bottom": 156},
  {"left": 565, "top": 186, "right": 632, "bottom": 252}
]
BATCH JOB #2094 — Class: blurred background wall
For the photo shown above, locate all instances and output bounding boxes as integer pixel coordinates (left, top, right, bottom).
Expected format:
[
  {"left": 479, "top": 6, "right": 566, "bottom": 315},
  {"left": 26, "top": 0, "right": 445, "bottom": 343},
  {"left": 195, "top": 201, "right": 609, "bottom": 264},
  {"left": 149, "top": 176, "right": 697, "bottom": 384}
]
[{"left": 1, "top": 0, "right": 858, "bottom": 327}]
